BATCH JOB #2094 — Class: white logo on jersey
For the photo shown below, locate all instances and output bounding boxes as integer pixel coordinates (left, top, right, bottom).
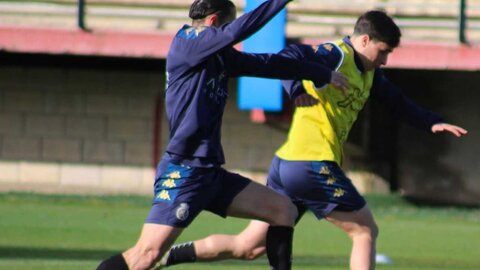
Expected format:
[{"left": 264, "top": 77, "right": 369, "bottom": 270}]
[{"left": 175, "top": 203, "right": 190, "bottom": 221}]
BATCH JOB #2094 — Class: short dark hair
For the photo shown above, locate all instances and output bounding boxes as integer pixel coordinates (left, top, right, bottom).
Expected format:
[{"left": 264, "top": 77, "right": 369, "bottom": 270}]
[
  {"left": 189, "top": 0, "right": 235, "bottom": 22},
  {"left": 353, "top": 10, "right": 401, "bottom": 48}
]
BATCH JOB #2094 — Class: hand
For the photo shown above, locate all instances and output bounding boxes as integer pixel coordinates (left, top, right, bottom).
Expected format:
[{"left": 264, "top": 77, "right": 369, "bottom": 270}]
[
  {"left": 431, "top": 123, "right": 468, "bottom": 137},
  {"left": 294, "top": 93, "right": 319, "bottom": 107},
  {"left": 330, "top": 71, "right": 349, "bottom": 95}
]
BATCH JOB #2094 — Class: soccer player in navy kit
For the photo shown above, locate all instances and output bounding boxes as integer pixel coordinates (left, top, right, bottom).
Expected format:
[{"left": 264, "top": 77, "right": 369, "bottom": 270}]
[
  {"left": 155, "top": 10, "right": 468, "bottom": 270},
  {"left": 96, "top": 0, "right": 351, "bottom": 269}
]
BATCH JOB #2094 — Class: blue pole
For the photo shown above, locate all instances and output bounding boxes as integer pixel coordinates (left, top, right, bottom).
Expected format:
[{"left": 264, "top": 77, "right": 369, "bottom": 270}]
[{"left": 238, "top": 0, "right": 287, "bottom": 112}]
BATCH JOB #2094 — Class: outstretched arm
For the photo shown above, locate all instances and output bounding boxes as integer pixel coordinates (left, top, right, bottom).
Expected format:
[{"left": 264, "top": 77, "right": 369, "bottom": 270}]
[
  {"left": 181, "top": 0, "right": 292, "bottom": 67},
  {"left": 372, "top": 71, "right": 468, "bottom": 137},
  {"left": 227, "top": 43, "right": 348, "bottom": 101},
  {"left": 371, "top": 71, "right": 443, "bottom": 131},
  {"left": 226, "top": 49, "right": 331, "bottom": 92},
  {"left": 280, "top": 43, "right": 348, "bottom": 105}
]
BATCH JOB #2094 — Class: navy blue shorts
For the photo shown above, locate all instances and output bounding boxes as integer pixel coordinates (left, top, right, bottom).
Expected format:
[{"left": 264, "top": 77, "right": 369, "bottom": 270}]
[
  {"left": 267, "top": 156, "right": 366, "bottom": 220},
  {"left": 145, "top": 156, "right": 251, "bottom": 228}
]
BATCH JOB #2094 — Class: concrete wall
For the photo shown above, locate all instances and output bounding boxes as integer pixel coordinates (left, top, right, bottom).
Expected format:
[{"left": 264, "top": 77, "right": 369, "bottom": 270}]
[
  {"left": 1, "top": 54, "right": 477, "bottom": 204},
  {"left": 0, "top": 54, "right": 292, "bottom": 194},
  {"left": 0, "top": 55, "right": 164, "bottom": 194},
  {"left": 370, "top": 69, "right": 480, "bottom": 205}
]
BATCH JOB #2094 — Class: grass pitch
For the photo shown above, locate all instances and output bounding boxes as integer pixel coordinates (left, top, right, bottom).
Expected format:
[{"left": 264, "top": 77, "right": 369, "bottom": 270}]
[{"left": 0, "top": 192, "right": 479, "bottom": 270}]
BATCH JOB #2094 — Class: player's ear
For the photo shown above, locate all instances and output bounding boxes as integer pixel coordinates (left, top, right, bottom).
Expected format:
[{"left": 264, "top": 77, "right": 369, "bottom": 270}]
[
  {"left": 205, "top": 13, "right": 219, "bottom": 27},
  {"left": 359, "top": 34, "right": 368, "bottom": 47}
]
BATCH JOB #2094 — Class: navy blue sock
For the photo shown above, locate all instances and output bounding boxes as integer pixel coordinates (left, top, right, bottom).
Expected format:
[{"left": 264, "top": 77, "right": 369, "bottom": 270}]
[
  {"left": 266, "top": 225, "right": 294, "bottom": 270},
  {"left": 96, "top": 254, "right": 128, "bottom": 270}
]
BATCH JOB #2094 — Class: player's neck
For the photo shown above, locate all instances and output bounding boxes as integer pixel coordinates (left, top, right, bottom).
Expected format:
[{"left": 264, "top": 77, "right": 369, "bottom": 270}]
[
  {"left": 192, "top": 14, "right": 218, "bottom": 28},
  {"left": 192, "top": 21, "right": 206, "bottom": 27},
  {"left": 350, "top": 35, "right": 371, "bottom": 71}
]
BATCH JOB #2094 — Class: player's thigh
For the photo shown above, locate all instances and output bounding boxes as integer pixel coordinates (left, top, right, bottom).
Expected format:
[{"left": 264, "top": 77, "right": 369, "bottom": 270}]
[
  {"left": 226, "top": 180, "right": 296, "bottom": 225},
  {"left": 325, "top": 205, "right": 377, "bottom": 235}
]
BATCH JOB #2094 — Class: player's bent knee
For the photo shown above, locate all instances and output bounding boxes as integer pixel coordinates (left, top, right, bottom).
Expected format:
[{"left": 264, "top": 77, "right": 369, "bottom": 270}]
[
  {"left": 350, "top": 223, "right": 378, "bottom": 242},
  {"left": 279, "top": 198, "right": 298, "bottom": 225},
  {"left": 267, "top": 197, "right": 298, "bottom": 226}
]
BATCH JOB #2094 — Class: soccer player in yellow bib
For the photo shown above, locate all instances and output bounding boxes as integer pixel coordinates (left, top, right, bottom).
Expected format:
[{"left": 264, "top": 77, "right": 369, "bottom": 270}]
[{"left": 157, "top": 10, "right": 467, "bottom": 270}]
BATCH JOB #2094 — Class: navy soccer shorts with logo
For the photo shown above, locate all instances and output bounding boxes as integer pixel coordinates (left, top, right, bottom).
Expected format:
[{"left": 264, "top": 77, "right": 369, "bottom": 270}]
[
  {"left": 145, "top": 156, "right": 251, "bottom": 228},
  {"left": 267, "top": 156, "right": 366, "bottom": 220}
]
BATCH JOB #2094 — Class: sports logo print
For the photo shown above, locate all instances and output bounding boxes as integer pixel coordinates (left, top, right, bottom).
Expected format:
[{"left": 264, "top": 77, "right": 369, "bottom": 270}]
[
  {"left": 175, "top": 203, "right": 190, "bottom": 221},
  {"left": 153, "top": 164, "right": 191, "bottom": 204}
]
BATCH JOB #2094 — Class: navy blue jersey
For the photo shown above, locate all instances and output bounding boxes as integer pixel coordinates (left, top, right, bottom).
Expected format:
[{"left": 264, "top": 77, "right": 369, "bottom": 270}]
[
  {"left": 165, "top": 0, "right": 334, "bottom": 167},
  {"left": 280, "top": 37, "right": 443, "bottom": 132}
]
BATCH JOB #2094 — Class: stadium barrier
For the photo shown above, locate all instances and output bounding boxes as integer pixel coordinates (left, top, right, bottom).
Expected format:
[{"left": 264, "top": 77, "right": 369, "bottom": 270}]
[{"left": 0, "top": 0, "right": 480, "bottom": 43}]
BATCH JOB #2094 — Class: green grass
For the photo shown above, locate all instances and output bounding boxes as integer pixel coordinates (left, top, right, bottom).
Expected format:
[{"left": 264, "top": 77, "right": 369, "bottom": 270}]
[{"left": 0, "top": 192, "right": 479, "bottom": 270}]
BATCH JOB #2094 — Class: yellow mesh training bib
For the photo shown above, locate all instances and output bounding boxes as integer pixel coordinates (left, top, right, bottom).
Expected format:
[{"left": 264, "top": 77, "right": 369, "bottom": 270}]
[{"left": 276, "top": 40, "right": 375, "bottom": 165}]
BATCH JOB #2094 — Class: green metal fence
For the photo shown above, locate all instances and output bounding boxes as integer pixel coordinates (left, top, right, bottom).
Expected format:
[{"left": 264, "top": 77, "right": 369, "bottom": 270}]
[{"left": 0, "top": 0, "right": 479, "bottom": 43}]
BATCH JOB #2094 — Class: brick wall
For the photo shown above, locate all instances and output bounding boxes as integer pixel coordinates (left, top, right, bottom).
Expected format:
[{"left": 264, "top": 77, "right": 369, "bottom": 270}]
[
  {"left": 0, "top": 56, "right": 166, "bottom": 193},
  {"left": 366, "top": 69, "right": 480, "bottom": 205},
  {"left": 0, "top": 55, "right": 293, "bottom": 193},
  {"left": 0, "top": 62, "right": 163, "bottom": 166},
  {"left": 1, "top": 55, "right": 477, "bottom": 202}
]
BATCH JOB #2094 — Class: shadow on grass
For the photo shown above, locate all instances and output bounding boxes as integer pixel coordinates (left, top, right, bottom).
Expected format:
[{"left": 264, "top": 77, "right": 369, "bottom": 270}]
[
  {"left": 0, "top": 246, "right": 348, "bottom": 266},
  {"left": 209, "top": 256, "right": 348, "bottom": 267},
  {"left": 2, "top": 247, "right": 479, "bottom": 269},
  {"left": 0, "top": 246, "right": 119, "bottom": 260}
]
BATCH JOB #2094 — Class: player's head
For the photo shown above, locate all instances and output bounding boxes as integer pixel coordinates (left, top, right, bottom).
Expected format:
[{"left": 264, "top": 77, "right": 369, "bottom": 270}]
[
  {"left": 351, "top": 10, "right": 401, "bottom": 70},
  {"left": 189, "top": 0, "right": 236, "bottom": 27},
  {"left": 354, "top": 10, "right": 401, "bottom": 48}
]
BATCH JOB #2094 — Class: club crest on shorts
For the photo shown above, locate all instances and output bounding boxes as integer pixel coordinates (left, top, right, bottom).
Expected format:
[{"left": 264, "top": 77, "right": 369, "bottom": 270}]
[{"left": 175, "top": 203, "right": 190, "bottom": 221}]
